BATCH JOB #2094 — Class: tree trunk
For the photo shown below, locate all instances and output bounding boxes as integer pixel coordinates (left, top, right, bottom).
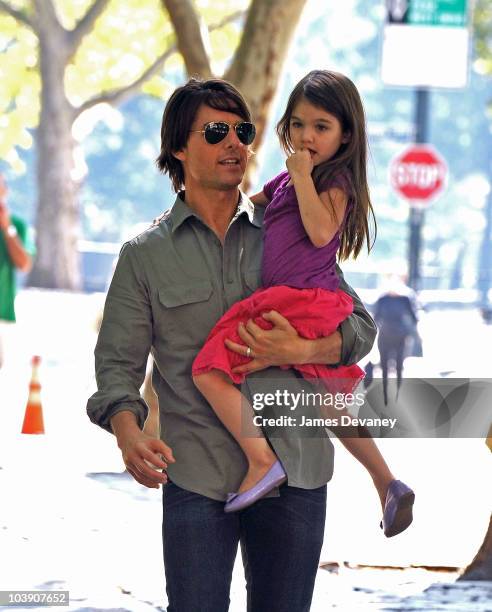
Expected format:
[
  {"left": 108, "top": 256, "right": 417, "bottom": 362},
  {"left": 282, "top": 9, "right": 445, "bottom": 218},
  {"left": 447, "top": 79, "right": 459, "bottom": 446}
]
[
  {"left": 162, "top": 0, "right": 212, "bottom": 78},
  {"left": 459, "top": 425, "right": 492, "bottom": 580},
  {"left": 459, "top": 514, "right": 492, "bottom": 580},
  {"left": 225, "top": 0, "right": 308, "bottom": 190},
  {"left": 28, "top": 13, "right": 81, "bottom": 289}
]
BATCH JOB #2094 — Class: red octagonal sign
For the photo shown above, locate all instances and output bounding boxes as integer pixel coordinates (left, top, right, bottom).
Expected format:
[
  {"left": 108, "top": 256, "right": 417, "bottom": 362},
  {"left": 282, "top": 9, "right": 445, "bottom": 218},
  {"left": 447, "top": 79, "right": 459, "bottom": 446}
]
[{"left": 390, "top": 145, "right": 448, "bottom": 203}]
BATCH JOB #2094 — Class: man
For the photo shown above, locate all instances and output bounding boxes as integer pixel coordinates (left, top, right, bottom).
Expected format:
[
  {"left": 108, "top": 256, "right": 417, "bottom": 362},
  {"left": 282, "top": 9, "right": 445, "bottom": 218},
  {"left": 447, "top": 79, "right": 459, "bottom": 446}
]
[
  {"left": 0, "top": 174, "right": 33, "bottom": 368},
  {"left": 87, "top": 78, "right": 376, "bottom": 612},
  {"left": 373, "top": 275, "right": 419, "bottom": 403}
]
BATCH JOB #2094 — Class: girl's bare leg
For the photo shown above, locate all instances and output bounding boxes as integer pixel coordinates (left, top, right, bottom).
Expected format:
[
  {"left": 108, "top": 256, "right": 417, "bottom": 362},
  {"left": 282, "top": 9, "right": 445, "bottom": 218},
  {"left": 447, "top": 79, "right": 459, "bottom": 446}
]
[
  {"left": 322, "top": 402, "right": 395, "bottom": 511},
  {"left": 193, "top": 369, "right": 278, "bottom": 493},
  {"left": 338, "top": 433, "right": 395, "bottom": 511}
]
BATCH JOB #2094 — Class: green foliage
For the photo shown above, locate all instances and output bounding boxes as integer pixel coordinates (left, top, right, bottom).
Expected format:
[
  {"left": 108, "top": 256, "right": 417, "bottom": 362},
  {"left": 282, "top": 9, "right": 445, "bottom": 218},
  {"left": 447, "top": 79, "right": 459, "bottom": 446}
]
[
  {"left": 0, "top": 0, "right": 245, "bottom": 171},
  {"left": 195, "top": 0, "right": 249, "bottom": 24},
  {"left": 473, "top": 0, "right": 492, "bottom": 76},
  {"left": 0, "top": 13, "right": 39, "bottom": 171},
  {"left": 66, "top": 0, "right": 175, "bottom": 104}
]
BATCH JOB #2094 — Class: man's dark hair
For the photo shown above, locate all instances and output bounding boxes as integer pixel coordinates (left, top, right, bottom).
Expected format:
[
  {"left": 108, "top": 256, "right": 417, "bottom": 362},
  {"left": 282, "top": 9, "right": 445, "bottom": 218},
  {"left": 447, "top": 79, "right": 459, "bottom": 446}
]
[{"left": 156, "top": 78, "right": 252, "bottom": 193}]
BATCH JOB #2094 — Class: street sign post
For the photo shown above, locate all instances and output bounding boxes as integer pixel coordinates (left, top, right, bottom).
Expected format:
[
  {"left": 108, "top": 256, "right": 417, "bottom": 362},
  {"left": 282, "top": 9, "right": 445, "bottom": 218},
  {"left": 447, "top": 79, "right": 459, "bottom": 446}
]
[
  {"left": 381, "top": 2, "right": 468, "bottom": 289},
  {"left": 390, "top": 144, "right": 448, "bottom": 289}
]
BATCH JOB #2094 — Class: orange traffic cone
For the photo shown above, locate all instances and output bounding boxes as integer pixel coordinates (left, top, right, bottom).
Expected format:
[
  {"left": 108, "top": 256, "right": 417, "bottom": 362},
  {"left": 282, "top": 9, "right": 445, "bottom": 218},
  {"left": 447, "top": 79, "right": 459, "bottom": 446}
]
[{"left": 21, "top": 355, "right": 45, "bottom": 435}]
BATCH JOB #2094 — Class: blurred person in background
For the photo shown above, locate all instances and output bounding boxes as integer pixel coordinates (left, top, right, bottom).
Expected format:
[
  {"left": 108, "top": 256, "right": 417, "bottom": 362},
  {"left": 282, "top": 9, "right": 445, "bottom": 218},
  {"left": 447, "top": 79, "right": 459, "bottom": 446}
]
[
  {"left": 373, "top": 273, "right": 420, "bottom": 404},
  {"left": 0, "top": 173, "right": 33, "bottom": 369}
]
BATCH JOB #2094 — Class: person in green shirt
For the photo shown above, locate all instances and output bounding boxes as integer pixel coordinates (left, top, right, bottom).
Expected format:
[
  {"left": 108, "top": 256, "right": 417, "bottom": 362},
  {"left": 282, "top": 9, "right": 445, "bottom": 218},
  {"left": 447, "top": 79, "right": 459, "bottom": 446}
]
[{"left": 0, "top": 174, "right": 33, "bottom": 368}]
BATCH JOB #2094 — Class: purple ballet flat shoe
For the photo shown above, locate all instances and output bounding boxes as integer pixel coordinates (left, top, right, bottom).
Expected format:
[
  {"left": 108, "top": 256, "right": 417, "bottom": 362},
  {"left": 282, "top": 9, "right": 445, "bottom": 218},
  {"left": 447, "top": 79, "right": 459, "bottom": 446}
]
[
  {"left": 224, "top": 460, "right": 287, "bottom": 513},
  {"left": 380, "top": 479, "right": 415, "bottom": 538}
]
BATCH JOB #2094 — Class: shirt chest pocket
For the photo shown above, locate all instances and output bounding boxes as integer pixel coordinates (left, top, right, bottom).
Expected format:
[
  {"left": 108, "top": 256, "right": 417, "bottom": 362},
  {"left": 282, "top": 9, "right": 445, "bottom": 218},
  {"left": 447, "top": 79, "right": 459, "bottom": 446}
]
[
  {"left": 243, "top": 269, "right": 262, "bottom": 298},
  {"left": 154, "top": 280, "right": 216, "bottom": 346}
]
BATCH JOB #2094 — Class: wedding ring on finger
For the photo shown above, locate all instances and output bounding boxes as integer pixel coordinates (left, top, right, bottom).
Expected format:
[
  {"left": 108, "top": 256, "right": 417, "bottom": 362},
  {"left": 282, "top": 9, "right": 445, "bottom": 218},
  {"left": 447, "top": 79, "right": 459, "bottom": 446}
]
[{"left": 246, "top": 346, "right": 252, "bottom": 358}]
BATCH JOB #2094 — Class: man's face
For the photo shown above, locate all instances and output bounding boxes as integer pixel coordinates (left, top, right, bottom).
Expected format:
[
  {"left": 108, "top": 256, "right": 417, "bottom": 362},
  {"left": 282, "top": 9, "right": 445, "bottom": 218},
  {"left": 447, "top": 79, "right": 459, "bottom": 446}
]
[{"left": 174, "top": 105, "right": 250, "bottom": 192}]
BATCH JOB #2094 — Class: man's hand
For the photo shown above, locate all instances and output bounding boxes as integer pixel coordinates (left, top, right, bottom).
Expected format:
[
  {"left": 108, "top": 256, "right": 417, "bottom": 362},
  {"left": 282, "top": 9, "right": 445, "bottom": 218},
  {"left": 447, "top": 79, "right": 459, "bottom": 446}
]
[
  {"left": 0, "top": 176, "right": 9, "bottom": 230},
  {"left": 111, "top": 411, "right": 175, "bottom": 489},
  {"left": 225, "top": 310, "right": 308, "bottom": 375},
  {"left": 119, "top": 431, "right": 175, "bottom": 489},
  {"left": 0, "top": 201, "right": 10, "bottom": 231},
  {"left": 0, "top": 197, "right": 32, "bottom": 272},
  {"left": 225, "top": 310, "right": 343, "bottom": 375}
]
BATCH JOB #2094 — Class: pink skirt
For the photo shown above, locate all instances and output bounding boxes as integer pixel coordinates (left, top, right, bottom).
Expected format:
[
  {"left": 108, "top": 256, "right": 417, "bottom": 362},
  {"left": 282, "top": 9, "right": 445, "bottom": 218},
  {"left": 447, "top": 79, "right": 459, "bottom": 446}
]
[{"left": 192, "top": 285, "right": 364, "bottom": 394}]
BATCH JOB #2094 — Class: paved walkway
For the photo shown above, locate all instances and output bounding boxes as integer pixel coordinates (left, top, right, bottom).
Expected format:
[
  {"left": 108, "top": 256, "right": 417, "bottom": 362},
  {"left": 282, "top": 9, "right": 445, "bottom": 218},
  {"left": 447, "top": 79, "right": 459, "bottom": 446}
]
[
  {"left": 1, "top": 291, "right": 491, "bottom": 610},
  {"left": 0, "top": 464, "right": 491, "bottom": 611}
]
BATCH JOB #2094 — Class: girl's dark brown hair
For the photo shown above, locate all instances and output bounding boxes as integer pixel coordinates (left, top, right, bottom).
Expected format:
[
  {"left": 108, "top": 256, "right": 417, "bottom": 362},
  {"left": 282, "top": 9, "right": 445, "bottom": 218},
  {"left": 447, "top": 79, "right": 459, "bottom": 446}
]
[
  {"left": 276, "top": 70, "right": 376, "bottom": 260},
  {"left": 156, "top": 78, "right": 252, "bottom": 192}
]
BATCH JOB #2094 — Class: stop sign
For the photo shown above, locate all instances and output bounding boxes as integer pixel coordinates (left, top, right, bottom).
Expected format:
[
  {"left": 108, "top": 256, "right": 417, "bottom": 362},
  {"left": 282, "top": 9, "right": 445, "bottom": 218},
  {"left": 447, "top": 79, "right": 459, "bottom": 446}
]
[{"left": 390, "top": 145, "right": 447, "bottom": 203}]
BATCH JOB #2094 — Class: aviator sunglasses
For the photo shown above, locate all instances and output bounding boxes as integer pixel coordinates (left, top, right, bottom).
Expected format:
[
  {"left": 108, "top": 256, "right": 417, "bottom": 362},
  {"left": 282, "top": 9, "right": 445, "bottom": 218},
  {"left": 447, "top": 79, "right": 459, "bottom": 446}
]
[{"left": 190, "top": 121, "right": 256, "bottom": 145}]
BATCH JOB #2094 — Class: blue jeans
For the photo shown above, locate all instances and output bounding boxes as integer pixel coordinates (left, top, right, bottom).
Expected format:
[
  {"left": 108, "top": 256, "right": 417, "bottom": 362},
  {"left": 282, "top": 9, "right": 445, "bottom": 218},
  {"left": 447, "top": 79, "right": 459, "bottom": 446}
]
[{"left": 162, "top": 481, "right": 327, "bottom": 612}]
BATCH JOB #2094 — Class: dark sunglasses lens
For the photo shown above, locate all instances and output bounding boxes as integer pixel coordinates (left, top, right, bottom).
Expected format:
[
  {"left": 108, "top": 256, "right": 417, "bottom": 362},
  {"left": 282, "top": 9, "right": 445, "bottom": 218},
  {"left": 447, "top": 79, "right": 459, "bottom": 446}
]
[
  {"left": 204, "top": 122, "right": 229, "bottom": 144},
  {"left": 236, "top": 122, "right": 256, "bottom": 145}
]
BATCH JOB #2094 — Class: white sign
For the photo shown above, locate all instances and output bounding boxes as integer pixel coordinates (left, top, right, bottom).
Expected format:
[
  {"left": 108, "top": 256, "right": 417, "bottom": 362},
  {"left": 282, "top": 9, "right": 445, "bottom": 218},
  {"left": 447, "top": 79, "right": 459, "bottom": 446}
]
[{"left": 381, "top": 0, "right": 471, "bottom": 89}]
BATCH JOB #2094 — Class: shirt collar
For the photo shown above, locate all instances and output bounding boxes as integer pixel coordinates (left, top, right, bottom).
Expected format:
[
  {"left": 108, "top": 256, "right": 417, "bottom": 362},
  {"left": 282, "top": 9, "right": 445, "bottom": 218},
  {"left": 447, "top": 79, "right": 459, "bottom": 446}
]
[
  {"left": 232, "top": 191, "right": 263, "bottom": 228},
  {"left": 169, "top": 190, "right": 262, "bottom": 233}
]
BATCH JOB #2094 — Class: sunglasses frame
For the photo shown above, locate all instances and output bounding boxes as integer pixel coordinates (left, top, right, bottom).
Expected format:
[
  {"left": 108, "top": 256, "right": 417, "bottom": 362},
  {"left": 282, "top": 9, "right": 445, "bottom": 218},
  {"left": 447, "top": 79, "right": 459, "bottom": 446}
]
[{"left": 190, "top": 121, "right": 256, "bottom": 145}]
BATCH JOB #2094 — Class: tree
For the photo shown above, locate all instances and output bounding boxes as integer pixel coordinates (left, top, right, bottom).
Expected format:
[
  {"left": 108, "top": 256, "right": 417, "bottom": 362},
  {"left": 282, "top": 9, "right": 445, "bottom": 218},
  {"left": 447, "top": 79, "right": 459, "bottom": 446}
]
[
  {"left": 458, "top": 427, "right": 492, "bottom": 580},
  {"left": 0, "top": 0, "right": 307, "bottom": 289}
]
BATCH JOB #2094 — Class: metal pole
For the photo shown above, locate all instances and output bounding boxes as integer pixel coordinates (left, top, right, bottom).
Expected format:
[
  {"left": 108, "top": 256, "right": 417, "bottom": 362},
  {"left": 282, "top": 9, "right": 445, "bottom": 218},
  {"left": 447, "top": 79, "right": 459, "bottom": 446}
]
[{"left": 408, "top": 88, "right": 429, "bottom": 290}]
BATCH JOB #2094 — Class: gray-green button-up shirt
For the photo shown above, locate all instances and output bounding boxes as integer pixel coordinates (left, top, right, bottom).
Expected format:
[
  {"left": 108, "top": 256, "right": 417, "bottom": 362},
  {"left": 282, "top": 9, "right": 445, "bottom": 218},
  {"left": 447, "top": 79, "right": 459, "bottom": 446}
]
[{"left": 87, "top": 192, "right": 376, "bottom": 500}]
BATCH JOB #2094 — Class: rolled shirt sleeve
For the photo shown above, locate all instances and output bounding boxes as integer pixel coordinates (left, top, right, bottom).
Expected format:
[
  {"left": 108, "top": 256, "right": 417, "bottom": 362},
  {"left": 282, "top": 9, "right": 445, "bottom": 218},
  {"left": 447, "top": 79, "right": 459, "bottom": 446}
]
[
  {"left": 335, "top": 264, "right": 377, "bottom": 365},
  {"left": 87, "top": 241, "right": 153, "bottom": 433}
]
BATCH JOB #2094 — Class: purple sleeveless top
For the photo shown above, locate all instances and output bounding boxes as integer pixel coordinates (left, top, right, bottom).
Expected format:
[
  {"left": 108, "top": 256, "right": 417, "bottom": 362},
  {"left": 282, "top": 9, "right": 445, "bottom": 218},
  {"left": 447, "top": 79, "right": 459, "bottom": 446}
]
[{"left": 261, "top": 170, "right": 352, "bottom": 292}]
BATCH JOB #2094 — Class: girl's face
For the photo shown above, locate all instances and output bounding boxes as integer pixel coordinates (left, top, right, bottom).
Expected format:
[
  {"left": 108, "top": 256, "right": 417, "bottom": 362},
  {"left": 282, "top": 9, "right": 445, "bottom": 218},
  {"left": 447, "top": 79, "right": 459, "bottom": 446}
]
[{"left": 288, "top": 98, "right": 350, "bottom": 166}]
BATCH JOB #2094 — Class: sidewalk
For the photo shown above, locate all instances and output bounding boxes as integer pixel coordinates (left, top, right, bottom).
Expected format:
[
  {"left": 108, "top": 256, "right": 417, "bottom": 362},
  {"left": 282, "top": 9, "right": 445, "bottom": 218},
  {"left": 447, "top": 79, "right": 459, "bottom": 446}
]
[
  {"left": 1, "top": 460, "right": 492, "bottom": 611},
  {"left": 0, "top": 290, "right": 491, "bottom": 610},
  {"left": 1, "top": 459, "right": 492, "bottom": 611}
]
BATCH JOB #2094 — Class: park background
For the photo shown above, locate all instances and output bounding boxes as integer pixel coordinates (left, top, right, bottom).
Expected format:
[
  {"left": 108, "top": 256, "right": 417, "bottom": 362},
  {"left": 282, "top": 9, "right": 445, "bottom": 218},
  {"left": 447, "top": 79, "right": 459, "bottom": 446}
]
[{"left": 1, "top": 0, "right": 492, "bottom": 610}]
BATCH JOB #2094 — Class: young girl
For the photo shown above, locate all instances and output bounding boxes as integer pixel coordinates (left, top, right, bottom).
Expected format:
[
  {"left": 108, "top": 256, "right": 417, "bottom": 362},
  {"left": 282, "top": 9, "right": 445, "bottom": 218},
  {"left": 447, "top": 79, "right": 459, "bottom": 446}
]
[{"left": 192, "top": 70, "right": 414, "bottom": 537}]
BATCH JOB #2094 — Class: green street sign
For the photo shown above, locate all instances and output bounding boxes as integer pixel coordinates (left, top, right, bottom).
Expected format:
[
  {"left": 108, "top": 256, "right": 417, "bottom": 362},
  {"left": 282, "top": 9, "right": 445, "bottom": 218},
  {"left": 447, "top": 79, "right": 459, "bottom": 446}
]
[
  {"left": 383, "top": 0, "right": 471, "bottom": 88},
  {"left": 386, "top": 0, "right": 469, "bottom": 28},
  {"left": 408, "top": 0, "right": 468, "bottom": 27}
]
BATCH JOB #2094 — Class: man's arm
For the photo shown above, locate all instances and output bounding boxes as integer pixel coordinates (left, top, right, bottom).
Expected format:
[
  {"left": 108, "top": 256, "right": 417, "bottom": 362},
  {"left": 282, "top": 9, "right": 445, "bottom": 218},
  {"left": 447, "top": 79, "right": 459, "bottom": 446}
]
[
  {"left": 335, "top": 264, "right": 377, "bottom": 365},
  {"left": 87, "top": 241, "right": 175, "bottom": 488},
  {"left": 250, "top": 191, "right": 269, "bottom": 206},
  {"left": 405, "top": 296, "right": 418, "bottom": 323},
  {"left": 225, "top": 264, "right": 377, "bottom": 374},
  {"left": 0, "top": 202, "right": 32, "bottom": 272},
  {"left": 87, "top": 242, "right": 153, "bottom": 432}
]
